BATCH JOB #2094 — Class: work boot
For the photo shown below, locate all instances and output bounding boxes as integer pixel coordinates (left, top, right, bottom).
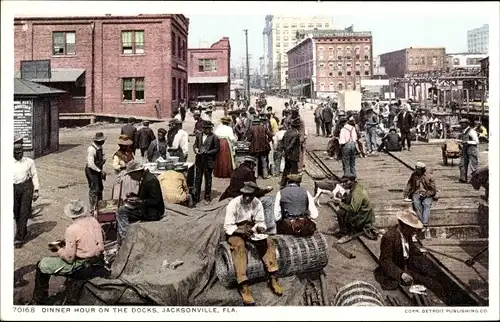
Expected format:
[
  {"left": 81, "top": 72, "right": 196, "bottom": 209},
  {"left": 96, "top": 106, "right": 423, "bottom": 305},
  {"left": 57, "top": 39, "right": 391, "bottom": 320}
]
[
  {"left": 424, "top": 227, "right": 431, "bottom": 239},
  {"left": 269, "top": 276, "right": 283, "bottom": 296},
  {"left": 32, "top": 264, "right": 50, "bottom": 305},
  {"left": 239, "top": 283, "right": 256, "bottom": 305}
]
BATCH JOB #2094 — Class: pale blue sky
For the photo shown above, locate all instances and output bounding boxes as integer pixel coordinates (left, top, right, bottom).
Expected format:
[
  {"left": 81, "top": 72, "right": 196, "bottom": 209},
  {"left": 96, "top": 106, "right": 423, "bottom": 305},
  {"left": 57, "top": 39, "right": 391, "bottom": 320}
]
[{"left": 187, "top": 14, "right": 490, "bottom": 69}]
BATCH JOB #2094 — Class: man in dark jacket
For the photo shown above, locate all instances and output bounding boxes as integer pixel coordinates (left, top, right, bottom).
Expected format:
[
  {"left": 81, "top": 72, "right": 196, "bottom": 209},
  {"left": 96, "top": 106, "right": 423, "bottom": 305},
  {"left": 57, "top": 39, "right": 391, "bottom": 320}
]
[
  {"left": 397, "top": 105, "right": 413, "bottom": 151},
  {"left": 280, "top": 117, "right": 301, "bottom": 188},
  {"left": 322, "top": 104, "right": 334, "bottom": 137},
  {"left": 192, "top": 110, "right": 203, "bottom": 136},
  {"left": 136, "top": 121, "right": 156, "bottom": 159},
  {"left": 121, "top": 117, "right": 137, "bottom": 152},
  {"left": 247, "top": 118, "right": 272, "bottom": 179},
  {"left": 378, "top": 127, "right": 402, "bottom": 152},
  {"left": 116, "top": 161, "right": 165, "bottom": 245},
  {"left": 147, "top": 128, "right": 168, "bottom": 162},
  {"left": 193, "top": 121, "right": 220, "bottom": 205},
  {"left": 376, "top": 209, "right": 447, "bottom": 299}
]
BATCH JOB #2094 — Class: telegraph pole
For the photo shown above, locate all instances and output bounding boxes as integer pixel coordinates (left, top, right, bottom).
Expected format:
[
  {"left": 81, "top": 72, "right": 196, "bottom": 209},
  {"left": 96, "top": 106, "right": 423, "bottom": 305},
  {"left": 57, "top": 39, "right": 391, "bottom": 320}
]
[{"left": 244, "top": 29, "right": 251, "bottom": 99}]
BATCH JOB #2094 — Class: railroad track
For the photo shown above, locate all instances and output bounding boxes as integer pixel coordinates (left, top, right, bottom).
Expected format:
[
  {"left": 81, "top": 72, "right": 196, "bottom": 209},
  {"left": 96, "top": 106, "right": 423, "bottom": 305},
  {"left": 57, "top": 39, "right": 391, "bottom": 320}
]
[{"left": 304, "top": 148, "right": 487, "bottom": 306}]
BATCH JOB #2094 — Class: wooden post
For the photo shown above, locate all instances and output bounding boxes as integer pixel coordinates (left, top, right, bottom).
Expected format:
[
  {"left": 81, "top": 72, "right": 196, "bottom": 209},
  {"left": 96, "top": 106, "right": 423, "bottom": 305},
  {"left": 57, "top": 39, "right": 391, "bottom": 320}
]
[{"left": 466, "top": 89, "right": 470, "bottom": 115}]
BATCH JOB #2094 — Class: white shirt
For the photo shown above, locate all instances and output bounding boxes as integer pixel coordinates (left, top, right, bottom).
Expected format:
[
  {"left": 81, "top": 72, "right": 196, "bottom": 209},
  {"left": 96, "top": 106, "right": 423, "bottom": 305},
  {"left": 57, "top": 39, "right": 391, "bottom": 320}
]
[
  {"left": 87, "top": 144, "right": 104, "bottom": 172},
  {"left": 462, "top": 127, "right": 479, "bottom": 145},
  {"left": 338, "top": 124, "right": 358, "bottom": 145},
  {"left": 13, "top": 157, "right": 40, "bottom": 190},
  {"left": 214, "top": 124, "right": 236, "bottom": 143},
  {"left": 273, "top": 130, "right": 286, "bottom": 149},
  {"left": 174, "top": 114, "right": 182, "bottom": 121},
  {"left": 224, "top": 196, "right": 267, "bottom": 241},
  {"left": 273, "top": 189, "right": 319, "bottom": 222},
  {"left": 398, "top": 229, "right": 410, "bottom": 259},
  {"left": 171, "top": 129, "right": 189, "bottom": 154}
]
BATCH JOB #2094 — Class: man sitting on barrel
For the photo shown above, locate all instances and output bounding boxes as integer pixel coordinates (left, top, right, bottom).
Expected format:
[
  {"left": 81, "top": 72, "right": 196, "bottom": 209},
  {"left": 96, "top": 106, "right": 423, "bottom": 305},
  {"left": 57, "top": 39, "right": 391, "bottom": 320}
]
[
  {"left": 223, "top": 181, "right": 282, "bottom": 305},
  {"left": 274, "top": 173, "right": 318, "bottom": 237}
]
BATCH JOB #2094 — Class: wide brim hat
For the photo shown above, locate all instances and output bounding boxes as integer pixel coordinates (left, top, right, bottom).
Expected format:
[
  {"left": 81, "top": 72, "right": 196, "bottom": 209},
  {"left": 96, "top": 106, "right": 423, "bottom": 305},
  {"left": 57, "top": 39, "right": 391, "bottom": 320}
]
[
  {"left": 252, "top": 118, "right": 262, "bottom": 123},
  {"left": 117, "top": 134, "right": 133, "bottom": 145},
  {"left": 286, "top": 173, "right": 303, "bottom": 182},
  {"left": 220, "top": 116, "right": 232, "bottom": 123},
  {"left": 124, "top": 160, "right": 145, "bottom": 175},
  {"left": 240, "top": 181, "right": 259, "bottom": 194},
  {"left": 93, "top": 132, "right": 106, "bottom": 142},
  {"left": 64, "top": 200, "right": 90, "bottom": 219},
  {"left": 202, "top": 121, "right": 214, "bottom": 128},
  {"left": 169, "top": 118, "right": 182, "bottom": 125},
  {"left": 158, "top": 128, "right": 168, "bottom": 134},
  {"left": 242, "top": 156, "right": 257, "bottom": 164},
  {"left": 415, "top": 161, "right": 426, "bottom": 169},
  {"left": 396, "top": 209, "right": 424, "bottom": 229},
  {"left": 14, "top": 133, "right": 24, "bottom": 144},
  {"left": 459, "top": 118, "right": 470, "bottom": 124},
  {"left": 389, "top": 127, "right": 397, "bottom": 132},
  {"left": 193, "top": 110, "right": 201, "bottom": 115}
]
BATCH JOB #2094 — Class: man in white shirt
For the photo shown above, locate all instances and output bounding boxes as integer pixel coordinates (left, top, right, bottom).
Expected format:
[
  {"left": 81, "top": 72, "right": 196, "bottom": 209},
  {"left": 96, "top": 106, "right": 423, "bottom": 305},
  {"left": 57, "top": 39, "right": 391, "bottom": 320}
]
[
  {"left": 338, "top": 116, "right": 359, "bottom": 177},
  {"left": 168, "top": 119, "right": 189, "bottom": 162},
  {"left": 458, "top": 118, "right": 480, "bottom": 183},
  {"left": 272, "top": 125, "right": 287, "bottom": 176},
  {"left": 223, "top": 181, "right": 282, "bottom": 305},
  {"left": 85, "top": 132, "right": 107, "bottom": 210},
  {"left": 274, "top": 174, "right": 318, "bottom": 236},
  {"left": 13, "top": 134, "right": 40, "bottom": 248}
]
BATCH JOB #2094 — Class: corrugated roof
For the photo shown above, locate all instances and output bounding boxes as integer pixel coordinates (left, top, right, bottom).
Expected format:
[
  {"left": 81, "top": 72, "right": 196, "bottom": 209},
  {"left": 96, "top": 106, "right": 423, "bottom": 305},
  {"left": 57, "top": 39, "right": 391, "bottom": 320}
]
[
  {"left": 14, "top": 78, "right": 66, "bottom": 96},
  {"left": 188, "top": 76, "right": 228, "bottom": 84},
  {"left": 15, "top": 68, "right": 86, "bottom": 82}
]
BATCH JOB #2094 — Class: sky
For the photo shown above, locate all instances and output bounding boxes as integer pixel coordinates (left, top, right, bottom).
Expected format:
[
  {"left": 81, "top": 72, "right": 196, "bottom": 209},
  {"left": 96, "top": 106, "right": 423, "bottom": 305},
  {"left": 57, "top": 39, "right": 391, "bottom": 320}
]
[{"left": 187, "top": 14, "right": 490, "bottom": 70}]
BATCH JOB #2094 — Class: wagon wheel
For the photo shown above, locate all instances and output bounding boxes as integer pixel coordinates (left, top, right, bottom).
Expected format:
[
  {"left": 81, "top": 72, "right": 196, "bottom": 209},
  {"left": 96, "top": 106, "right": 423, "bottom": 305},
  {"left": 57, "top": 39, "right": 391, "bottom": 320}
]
[{"left": 442, "top": 148, "right": 448, "bottom": 166}]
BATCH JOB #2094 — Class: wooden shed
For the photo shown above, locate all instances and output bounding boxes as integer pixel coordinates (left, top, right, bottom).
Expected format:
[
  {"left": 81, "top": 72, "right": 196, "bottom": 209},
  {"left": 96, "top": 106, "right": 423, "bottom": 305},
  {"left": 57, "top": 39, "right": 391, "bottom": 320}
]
[{"left": 14, "top": 78, "right": 65, "bottom": 159}]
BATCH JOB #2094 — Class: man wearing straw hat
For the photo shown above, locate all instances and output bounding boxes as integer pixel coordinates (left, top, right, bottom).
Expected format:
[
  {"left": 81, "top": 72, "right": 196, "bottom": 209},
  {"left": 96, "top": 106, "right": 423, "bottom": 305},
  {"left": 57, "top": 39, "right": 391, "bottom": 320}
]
[
  {"left": 31, "top": 200, "right": 104, "bottom": 304},
  {"left": 85, "top": 132, "right": 107, "bottom": 210},
  {"left": 224, "top": 181, "right": 282, "bottom": 305},
  {"left": 376, "top": 208, "right": 446, "bottom": 298},
  {"left": 457, "top": 118, "right": 479, "bottom": 183},
  {"left": 13, "top": 134, "right": 40, "bottom": 248},
  {"left": 115, "top": 161, "right": 165, "bottom": 245}
]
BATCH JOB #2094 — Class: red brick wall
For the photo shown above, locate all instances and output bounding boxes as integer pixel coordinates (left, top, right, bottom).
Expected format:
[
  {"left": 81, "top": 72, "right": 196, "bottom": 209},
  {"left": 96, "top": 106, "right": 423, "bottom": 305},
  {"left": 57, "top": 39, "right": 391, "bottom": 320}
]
[{"left": 14, "top": 15, "right": 189, "bottom": 118}]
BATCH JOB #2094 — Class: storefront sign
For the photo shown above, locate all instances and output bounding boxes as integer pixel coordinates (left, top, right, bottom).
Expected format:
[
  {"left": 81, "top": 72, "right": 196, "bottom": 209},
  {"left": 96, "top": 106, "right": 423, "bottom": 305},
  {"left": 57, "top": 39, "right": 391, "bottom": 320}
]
[{"left": 14, "top": 99, "right": 34, "bottom": 150}]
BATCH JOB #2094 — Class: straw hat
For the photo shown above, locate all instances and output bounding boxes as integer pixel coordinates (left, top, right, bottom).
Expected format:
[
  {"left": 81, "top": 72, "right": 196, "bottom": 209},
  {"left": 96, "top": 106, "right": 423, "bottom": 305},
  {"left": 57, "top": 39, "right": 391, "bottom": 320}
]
[
  {"left": 220, "top": 116, "right": 232, "bottom": 123},
  {"left": 396, "top": 209, "right": 423, "bottom": 229},
  {"left": 240, "top": 181, "right": 259, "bottom": 194},
  {"left": 459, "top": 118, "right": 470, "bottom": 124},
  {"left": 14, "top": 133, "right": 24, "bottom": 144},
  {"left": 242, "top": 156, "right": 257, "bottom": 165},
  {"left": 64, "top": 200, "right": 90, "bottom": 219},
  {"left": 286, "top": 173, "right": 303, "bottom": 182},
  {"left": 93, "top": 132, "right": 106, "bottom": 142},
  {"left": 124, "top": 160, "right": 145, "bottom": 175},
  {"left": 117, "top": 134, "right": 133, "bottom": 146},
  {"left": 415, "top": 162, "right": 426, "bottom": 169}
]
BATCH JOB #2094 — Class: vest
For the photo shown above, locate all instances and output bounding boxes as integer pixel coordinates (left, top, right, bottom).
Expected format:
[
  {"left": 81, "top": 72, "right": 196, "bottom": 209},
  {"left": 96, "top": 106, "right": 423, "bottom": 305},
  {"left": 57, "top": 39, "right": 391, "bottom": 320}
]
[
  {"left": 279, "top": 185, "right": 309, "bottom": 218},
  {"left": 461, "top": 127, "right": 472, "bottom": 143},
  {"left": 92, "top": 145, "right": 104, "bottom": 170}
]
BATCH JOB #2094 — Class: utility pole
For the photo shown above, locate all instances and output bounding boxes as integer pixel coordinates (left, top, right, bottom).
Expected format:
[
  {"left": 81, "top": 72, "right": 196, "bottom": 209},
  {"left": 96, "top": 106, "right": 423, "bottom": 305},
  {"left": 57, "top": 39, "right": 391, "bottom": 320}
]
[
  {"left": 277, "top": 52, "right": 282, "bottom": 91},
  {"left": 244, "top": 29, "right": 250, "bottom": 99}
]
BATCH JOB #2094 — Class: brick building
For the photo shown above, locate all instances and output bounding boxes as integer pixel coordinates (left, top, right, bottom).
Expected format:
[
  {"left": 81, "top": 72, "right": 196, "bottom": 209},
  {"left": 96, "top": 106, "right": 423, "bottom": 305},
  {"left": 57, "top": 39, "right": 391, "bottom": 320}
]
[
  {"left": 14, "top": 14, "right": 189, "bottom": 119},
  {"left": 379, "top": 47, "right": 446, "bottom": 78},
  {"left": 287, "top": 29, "right": 373, "bottom": 98},
  {"left": 187, "top": 37, "right": 231, "bottom": 102}
]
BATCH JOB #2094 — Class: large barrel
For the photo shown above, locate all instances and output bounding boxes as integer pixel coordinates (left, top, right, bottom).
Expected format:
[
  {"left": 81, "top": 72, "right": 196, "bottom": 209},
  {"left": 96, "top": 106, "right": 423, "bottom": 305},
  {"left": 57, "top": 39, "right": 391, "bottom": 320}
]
[
  {"left": 333, "top": 281, "right": 385, "bottom": 306},
  {"left": 215, "top": 233, "right": 328, "bottom": 288}
]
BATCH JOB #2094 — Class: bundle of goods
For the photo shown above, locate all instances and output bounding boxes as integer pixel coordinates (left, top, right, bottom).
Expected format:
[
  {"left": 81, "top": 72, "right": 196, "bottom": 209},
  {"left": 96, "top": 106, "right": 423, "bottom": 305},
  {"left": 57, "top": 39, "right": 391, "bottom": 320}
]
[
  {"left": 234, "top": 141, "right": 251, "bottom": 152},
  {"left": 215, "top": 233, "right": 328, "bottom": 288}
]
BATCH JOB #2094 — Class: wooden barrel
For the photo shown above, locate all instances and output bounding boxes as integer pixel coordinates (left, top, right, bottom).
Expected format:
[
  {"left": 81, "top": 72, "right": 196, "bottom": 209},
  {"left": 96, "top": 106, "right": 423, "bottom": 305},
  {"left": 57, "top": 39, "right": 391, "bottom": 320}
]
[
  {"left": 215, "top": 233, "right": 329, "bottom": 288},
  {"left": 333, "top": 281, "right": 385, "bottom": 306}
]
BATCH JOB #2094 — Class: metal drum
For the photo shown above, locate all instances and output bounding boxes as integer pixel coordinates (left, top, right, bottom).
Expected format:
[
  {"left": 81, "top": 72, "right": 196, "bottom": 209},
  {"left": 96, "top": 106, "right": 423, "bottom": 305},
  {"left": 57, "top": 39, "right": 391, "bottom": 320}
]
[
  {"left": 215, "top": 233, "right": 329, "bottom": 288},
  {"left": 333, "top": 281, "right": 385, "bottom": 306}
]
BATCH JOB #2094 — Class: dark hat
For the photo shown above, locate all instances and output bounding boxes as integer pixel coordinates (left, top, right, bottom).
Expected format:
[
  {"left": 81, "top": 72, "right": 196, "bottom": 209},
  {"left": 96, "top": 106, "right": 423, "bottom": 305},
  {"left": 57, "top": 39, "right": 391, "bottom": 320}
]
[
  {"left": 389, "top": 127, "right": 397, "bottom": 132},
  {"left": 291, "top": 105, "right": 300, "bottom": 111},
  {"left": 242, "top": 156, "right": 257, "bottom": 164},
  {"left": 202, "top": 120, "right": 214, "bottom": 128},
  {"left": 338, "top": 116, "right": 347, "bottom": 123},
  {"left": 14, "top": 133, "right": 24, "bottom": 144},
  {"left": 248, "top": 107, "right": 256, "bottom": 114},
  {"left": 240, "top": 181, "right": 259, "bottom": 194},
  {"left": 338, "top": 110, "right": 346, "bottom": 116},
  {"left": 158, "top": 128, "right": 167, "bottom": 134},
  {"left": 143, "top": 120, "right": 150, "bottom": 125},
  {"left": 193, "top": 110, "right": 201, "bottom": 115},
  {"left": 169, "top": 118, "right": 182, "bottom": 125},
  {"left": 266, "top": 106, "right": 273, "bottom": 110},
  {"left": 252, "top": 118, "right": 262, "bottom": 124},
  {"left": 283, "top": 109, "right": 290, "bottom": 114},
  {"left": 220, "top": 116, "right": 232, "bottom": 123},
  {"left": 291, "top": 117, "right": 301, "bottom": 127},
  {"left": 341, "top": 174, "right": 356, "bottom": 182},
  {"left": 459, "top": 118, "right": 470, "bottom": 124},
  {"left": 93, "top": 132, "right": 106, "bottom": 142}
]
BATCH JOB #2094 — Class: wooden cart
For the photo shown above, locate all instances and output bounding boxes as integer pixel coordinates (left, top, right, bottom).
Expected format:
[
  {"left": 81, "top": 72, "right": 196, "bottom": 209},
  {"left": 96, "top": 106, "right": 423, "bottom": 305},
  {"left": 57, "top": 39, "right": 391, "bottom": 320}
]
[{"left": 441, "top": 139, "right": 461, "bottom": 166}]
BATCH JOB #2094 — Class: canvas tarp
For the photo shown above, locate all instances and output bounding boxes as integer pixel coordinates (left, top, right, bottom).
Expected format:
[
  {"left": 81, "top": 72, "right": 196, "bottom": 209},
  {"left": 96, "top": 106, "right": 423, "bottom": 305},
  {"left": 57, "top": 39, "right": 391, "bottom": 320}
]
[{"left": 78, "top": 200, "right": 308, "bottom": 306}]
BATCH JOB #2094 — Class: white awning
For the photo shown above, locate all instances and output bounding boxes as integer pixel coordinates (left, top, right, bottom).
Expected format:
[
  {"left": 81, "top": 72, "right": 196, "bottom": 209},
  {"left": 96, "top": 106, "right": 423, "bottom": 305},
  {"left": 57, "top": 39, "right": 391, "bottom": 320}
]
[{"left": 188, "top": 76, "right": 228, "bottom": 84}]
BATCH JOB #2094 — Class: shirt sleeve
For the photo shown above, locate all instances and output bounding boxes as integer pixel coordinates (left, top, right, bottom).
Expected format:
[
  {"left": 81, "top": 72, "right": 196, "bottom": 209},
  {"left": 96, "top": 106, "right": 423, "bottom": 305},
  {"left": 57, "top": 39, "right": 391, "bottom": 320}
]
[
  {"left": 171, "top": 133, "right": 181, "bottom": 149},
  {"left": 306, "top": 191, "right": 319, "bottom": 221},
  {"left": 87, "top": 146, "right": 101, "bottom": 172},
  {"left": 30, "top": 159, "right": 40, "bottom": 191},
  {"left": 181, "top": 132, "right": 189, "bottom": 154},
  {"left": 340, "top": 187, "right": 364, "bottom": 214},
  {"left": 57, "top": 225, "right": 78, "bottom": 263},
  {"left": 274, "top": 191, "right": 282, "bottom": 221},
  {"left": 223, "top": 200, "right": 238, "bottom": 235},
  {"left": 338, "top": 128, "right": 347, "bottom": 145},
  {"left": 252, "top": 200, "right": 267, "bottom": 232}
]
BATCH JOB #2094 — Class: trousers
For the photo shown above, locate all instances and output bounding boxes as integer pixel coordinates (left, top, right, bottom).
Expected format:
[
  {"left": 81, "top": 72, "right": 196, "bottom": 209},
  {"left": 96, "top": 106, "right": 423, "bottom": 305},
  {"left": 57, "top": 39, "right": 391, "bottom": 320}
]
[
  {"left": 366, "top": 127, "right": 378, "bottom": 152},
  {"left": 85, "top": 166, "right": 103, "bottom": 210},
  {"left": 280, "top": 159, "right": 299, "bottom": 187},
  {"left": 227, "top": 235, "right": 279, "bottom": 285},
  {"left": 273, "top": 149, "right": 284, "bottom": 175},
  {"left": 259, "top": 196, "right": 276, "bottom": 234},
  {"left": 251, "top": 152, "right": 269, "bottom": 178},
  {"left": 341, "top": 142, "right": 357, "bottom": 177},
  {"left": 412, "top": 193, "right": 433, "bottom": 225},
  {"left": 116, "top": 206, "right": 143, "bottom": 244},
  {"left": 14, "top": 180, "right": 34, "bottom": 241},
  {"left": 194, "top": 163, "right": 214, "bottom": 202},
  {"left": 459, "top": 145, "right": 478, "bottom": 182}
]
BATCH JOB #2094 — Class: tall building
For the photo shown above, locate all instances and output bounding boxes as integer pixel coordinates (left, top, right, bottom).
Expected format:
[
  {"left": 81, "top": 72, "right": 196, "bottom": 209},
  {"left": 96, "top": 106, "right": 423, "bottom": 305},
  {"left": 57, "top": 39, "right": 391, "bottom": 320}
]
[
  {"left": 263, "top": 15, "right": 335, "bottom": 89},
  {"left": 379, "top": 47, "right": 446, "bottom": 78},
  {"left": 14, "top": 14, "right": 189, "bottom": 118},
  {"left": 287, "top": 29, "right": 373, "bottom": 98},
  {"left": 187, "top": 37, "right": 231, "bottom": 101},
  {"left": 467, "top": 24, "right": 489, "bottom": 54}
]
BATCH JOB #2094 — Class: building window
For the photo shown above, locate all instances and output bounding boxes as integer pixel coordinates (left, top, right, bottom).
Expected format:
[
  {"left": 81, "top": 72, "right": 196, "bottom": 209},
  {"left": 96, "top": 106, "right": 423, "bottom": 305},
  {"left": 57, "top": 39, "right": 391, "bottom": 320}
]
[
  {"left": 355, "top": 54, "right": 360, "bottom": 60},
  {"left": 432, "top": 56, "right": 438, "bottom": 66},
  {"left": 355, "top": 71, "right": 360, "bottom": 76},
  {"left": 276, "top": 36, "right": 280, "bottom": 41},
  {"left": 177, "top": 35, "right": 181, "bottom": 57},
  {"left": 122, "top": 77, "right": 145, "bottom": 102},
  {"left": 410, "top": 57, "right": 414, "bottom": 65},
  {"left": 53, "top": 31, "right": 76, "bottom": 55},
  {"left": 284, "top": 36, "right": 289, "bottom": 41},
  {"left": 364, "top": 71, "right": 370, "bottom": 76},
  {"left": 300, "top": 23, "right": 306, "bottom": 28},
  {"left": 122, "top": 30, "right": 145, "bottom": 54},
  {"left": 338, "top": 83, "right": 343, "bottom": 90},
  {"left": 364, "top": 55, "right": 369, "bottom": 61},
  {"left": 183, "top": 40, "right": 187, "bottom": 61},
  {"left": 347, "top": 71, "right": 352, "bottom": 76},
  {"left": 346, "top": 62, "right": 352, "bottom": 67},
  {"left": 199, "top": 58, "right": 217, "bottom": 72},
  {"left": 338, "top": 55, "right": 343, "bottom": 60},
  {"left": 320, "top": 83, "right": 325, "bottom": 91},
  {"left": 172, "top": 77, "right": 176, "bottom": 101},
  {"left": 325, "top": 23, "right": 330, "bottom": 28},
  {"left": 329, "top": 81, "right": 334, "bottom": 90},
  {"left": 338, "top": 71, "right": 343, "bottom": 77},
  {"left": 291, "top": 24, "right": 297, "bottom": 28},
  {"left": 453, "top": 58, "right": 460, "bottom": 65},
  {"left": 316, "top": 23, "right": 322, "bottom": 27},
  {"left": 364, "top": 46, "right": 370, "bottom": 51},
  {"left": 283, "top": 24, "right": 289, "bottom": 28},
  {"left": 308, "top": 23, "right": 314, "bottom": 28},
  {"left": 420, "top": 57, "right": 425, "bottom": 65},
  {"left": 275, "top": 23, "right": 280, "bottom": 28}
]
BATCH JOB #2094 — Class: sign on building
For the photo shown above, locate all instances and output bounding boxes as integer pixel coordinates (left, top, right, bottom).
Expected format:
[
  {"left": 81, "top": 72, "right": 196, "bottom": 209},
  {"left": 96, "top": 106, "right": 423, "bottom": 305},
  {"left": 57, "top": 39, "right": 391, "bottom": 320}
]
[
  {"left": 14, "top": 100, "right": 34, "bottom": 150},
  {"left": 384, "top": 92, "right": 395, "bottom": 99}
]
